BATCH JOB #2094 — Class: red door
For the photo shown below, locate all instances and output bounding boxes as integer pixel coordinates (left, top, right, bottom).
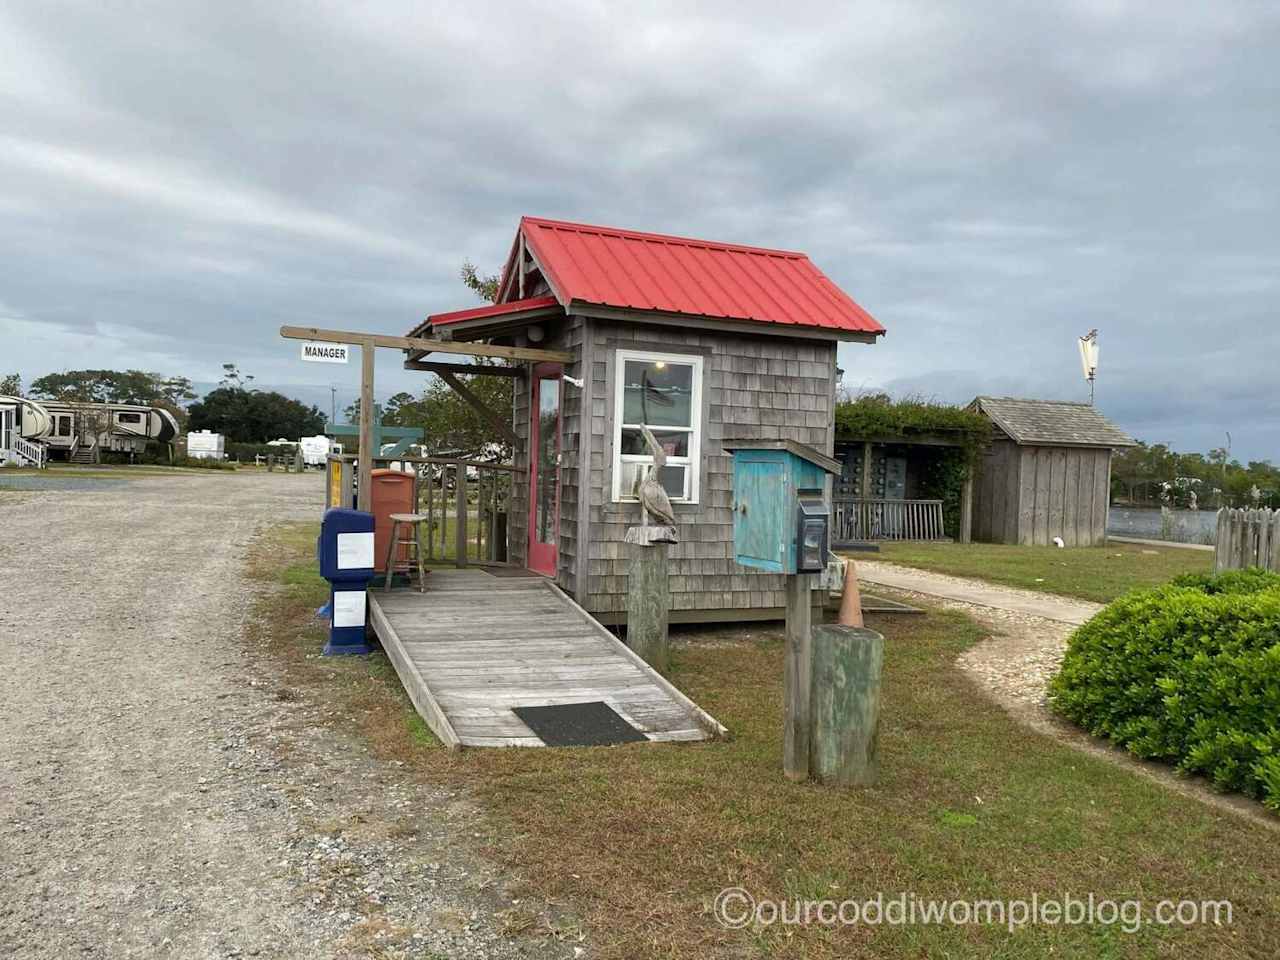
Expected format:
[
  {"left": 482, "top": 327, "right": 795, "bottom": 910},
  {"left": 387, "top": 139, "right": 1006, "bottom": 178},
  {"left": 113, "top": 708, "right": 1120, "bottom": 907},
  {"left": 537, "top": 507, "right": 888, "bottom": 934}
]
[{"left": 528, "top": 364, "right": 562, "bottom": 576}]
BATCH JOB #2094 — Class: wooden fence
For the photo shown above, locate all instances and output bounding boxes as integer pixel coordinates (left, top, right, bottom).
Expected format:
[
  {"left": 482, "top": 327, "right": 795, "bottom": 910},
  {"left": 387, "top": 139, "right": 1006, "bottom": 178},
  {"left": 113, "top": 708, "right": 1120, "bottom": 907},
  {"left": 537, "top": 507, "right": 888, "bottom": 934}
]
[
  {"left": 1214, "top": 507, "right": 1280, "bottom": 573},
  {"left": 832, "top": 498, "right": 946, "bottom": 544},
  {"left": 327, "top": 453, "right": 519, "bottom": 567}
]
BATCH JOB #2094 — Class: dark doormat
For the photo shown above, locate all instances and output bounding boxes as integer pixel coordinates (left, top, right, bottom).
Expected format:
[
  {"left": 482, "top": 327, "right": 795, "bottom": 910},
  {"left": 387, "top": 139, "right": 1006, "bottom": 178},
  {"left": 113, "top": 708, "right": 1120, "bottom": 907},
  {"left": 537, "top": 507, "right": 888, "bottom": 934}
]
[
  {"left": 513, "top": 701, "right": 649, "bottom": 747},
  {"left": 481, "top": 566, "right": 540, "bottom": 578}
]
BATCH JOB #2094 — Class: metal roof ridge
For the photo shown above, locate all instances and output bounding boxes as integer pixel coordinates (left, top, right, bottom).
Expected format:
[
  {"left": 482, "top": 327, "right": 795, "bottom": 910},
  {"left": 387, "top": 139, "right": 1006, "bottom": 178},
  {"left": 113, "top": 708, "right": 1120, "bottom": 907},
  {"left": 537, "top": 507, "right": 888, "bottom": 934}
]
[{"left": 520, "top": 215, "right": 810, "bottom": 259}]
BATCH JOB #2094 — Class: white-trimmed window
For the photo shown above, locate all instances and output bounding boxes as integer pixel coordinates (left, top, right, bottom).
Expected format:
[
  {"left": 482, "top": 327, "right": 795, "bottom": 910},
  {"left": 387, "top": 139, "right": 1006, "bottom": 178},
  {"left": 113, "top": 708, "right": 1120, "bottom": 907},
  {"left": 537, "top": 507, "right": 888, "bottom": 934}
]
[{"left": 612, "top": 349, "right": 703, "bottom": 504}]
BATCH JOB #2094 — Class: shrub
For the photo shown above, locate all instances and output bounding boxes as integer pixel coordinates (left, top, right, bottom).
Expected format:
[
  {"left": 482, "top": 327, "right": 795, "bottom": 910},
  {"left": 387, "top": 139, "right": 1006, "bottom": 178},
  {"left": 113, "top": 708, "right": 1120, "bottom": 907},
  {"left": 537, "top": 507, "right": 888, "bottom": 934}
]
[
  {"left": 172, "top": 456, "right": 238, "bottom": 471},
  {"left": 1049, "top": 569, "right": 1280, "bottom": 810}
]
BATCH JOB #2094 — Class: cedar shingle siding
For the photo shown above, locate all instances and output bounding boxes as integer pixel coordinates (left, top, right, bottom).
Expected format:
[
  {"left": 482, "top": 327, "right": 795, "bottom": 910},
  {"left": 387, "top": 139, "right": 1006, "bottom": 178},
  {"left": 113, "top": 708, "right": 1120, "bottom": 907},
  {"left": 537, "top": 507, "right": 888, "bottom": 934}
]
[{"left": 511, "top": 315, "right": 837, "bottom": 622}]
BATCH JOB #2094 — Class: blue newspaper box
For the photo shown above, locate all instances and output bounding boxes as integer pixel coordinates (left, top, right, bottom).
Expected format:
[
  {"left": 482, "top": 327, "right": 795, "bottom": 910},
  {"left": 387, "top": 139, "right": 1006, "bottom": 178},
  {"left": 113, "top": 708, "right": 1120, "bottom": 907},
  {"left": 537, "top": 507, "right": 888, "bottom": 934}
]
[{"left": 318, "top": 507, "right": 375, "bottom": 655}]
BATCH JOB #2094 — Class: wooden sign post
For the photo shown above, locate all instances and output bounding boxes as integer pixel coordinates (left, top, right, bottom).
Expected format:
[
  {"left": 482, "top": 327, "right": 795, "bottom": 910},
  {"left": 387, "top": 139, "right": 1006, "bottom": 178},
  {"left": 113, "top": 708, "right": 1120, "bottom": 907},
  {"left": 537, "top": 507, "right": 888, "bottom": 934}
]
[
  {"left": 357, "top": 338, "right": 374, "bottom": 511},
  {"left": 278, "top": 324, "right": 572, "bottom": 513}
]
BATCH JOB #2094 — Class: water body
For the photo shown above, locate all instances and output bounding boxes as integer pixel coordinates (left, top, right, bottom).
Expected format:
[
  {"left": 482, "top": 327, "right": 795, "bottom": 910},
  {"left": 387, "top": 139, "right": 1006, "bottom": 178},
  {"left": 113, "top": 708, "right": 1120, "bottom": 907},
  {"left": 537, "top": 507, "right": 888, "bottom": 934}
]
[{"left": 1108, "top": 506, "right": 1218, "bottom": 545}]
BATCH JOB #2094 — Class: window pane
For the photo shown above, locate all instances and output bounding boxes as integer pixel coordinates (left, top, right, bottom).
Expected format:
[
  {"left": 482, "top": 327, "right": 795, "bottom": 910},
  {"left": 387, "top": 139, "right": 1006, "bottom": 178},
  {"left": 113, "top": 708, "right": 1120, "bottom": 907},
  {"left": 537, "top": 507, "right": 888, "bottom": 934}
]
[
  {"left": 618, "top": 461, "right": 687, "bottom": 500},
  {"left": 535, "top": 377, "right": 559, "bottom": 544},
  {"left": 621, "top": 359, "right": 693, "bottom": 427},
  {"left": 620, "top": 428, "right": 689, "bottom": 458},
  {"left": 658, "top": 465, "right": 686, "bottom": 498}
]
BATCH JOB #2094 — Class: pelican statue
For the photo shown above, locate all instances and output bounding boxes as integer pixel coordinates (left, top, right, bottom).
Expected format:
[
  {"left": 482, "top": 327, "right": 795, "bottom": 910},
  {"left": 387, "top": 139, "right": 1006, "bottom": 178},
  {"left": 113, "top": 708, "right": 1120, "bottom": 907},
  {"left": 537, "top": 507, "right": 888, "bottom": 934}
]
[{"left": 634, "top": 424, "right": 677, "bottom": 529}]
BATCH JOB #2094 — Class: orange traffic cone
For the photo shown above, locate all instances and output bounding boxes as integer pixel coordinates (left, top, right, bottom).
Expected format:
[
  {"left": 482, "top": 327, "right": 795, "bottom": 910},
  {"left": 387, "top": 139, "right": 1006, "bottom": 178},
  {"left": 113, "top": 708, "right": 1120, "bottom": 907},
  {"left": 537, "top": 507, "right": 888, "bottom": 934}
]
[{"left": 837, "top": 558, "right": 864, "bottom": 627}]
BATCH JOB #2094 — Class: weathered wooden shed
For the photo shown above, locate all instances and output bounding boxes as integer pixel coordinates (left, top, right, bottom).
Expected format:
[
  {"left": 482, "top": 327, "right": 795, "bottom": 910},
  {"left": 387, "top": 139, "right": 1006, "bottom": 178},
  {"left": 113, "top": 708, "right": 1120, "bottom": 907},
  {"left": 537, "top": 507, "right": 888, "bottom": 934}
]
[
  {"left": 968, "top": 396, "right": 1135, "bottom": 546},
  {"left": 406, "top": 216, "right": 885, "bottom": 622}
]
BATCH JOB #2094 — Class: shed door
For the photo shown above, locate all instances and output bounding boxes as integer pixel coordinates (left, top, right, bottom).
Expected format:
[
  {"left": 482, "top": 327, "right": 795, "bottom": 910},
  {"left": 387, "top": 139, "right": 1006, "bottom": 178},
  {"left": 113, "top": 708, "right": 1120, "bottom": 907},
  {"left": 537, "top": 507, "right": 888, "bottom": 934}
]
[
  {"left": 527, "top": 364, "right": 562, "bottom": 577},
  {"left": 0, "top": 405, "right": 13, "bottom": 452}
]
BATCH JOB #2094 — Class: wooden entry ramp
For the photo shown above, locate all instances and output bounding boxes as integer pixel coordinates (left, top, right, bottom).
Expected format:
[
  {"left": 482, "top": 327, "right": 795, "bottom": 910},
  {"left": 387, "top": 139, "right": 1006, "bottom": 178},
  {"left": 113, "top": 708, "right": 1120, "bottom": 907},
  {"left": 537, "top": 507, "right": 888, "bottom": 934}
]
[{"left": 368, "top": 569, "right": 727, "bottom": 748}]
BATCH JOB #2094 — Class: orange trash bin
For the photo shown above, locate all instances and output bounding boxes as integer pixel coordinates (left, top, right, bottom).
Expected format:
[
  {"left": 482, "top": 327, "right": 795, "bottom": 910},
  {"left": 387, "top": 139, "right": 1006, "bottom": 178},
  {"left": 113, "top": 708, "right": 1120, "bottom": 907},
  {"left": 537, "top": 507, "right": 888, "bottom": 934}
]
[{"left": 370, "top": 468, "right": 416, "bottom": 573}]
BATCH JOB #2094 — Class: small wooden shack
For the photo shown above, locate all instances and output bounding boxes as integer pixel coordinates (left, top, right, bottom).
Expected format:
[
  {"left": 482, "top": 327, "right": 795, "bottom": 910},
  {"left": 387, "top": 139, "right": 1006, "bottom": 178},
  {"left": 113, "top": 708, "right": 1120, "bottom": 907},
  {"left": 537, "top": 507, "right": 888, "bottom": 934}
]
[
  {"left": 406, "top": 216, "right": 885, "bottom": 622},
  {"left": 968, "top": 397, "right": 1135, "bottom": 546}
]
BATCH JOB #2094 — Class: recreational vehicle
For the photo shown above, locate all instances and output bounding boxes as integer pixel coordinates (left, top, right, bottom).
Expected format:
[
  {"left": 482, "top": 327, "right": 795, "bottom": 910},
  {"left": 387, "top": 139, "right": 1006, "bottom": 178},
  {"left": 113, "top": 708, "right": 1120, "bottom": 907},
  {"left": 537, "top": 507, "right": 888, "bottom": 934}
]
[
  {"left": 0, "top": 395, "right": 52, "bottom": 467},
  {"left": 37, "top": 400, "right": 180, "bottom": 463}
]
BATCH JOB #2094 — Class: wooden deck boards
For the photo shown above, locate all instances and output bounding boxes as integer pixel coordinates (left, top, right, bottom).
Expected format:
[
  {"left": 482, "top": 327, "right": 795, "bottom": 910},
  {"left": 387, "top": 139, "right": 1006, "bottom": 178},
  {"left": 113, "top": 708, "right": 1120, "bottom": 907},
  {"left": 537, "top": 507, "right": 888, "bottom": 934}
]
[{"left": 369, "top": 569, "right": 726, "bottom": 749}]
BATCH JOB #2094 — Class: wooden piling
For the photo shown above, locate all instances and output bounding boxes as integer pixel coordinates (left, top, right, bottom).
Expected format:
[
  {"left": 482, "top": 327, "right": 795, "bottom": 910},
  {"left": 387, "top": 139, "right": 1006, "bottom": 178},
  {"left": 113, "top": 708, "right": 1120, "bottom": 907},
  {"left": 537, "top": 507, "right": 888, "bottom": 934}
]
[
  {"left": 783, "top": 573, "right": 813, "bottom": 782},
  {"left": 811, "top": 624, "right": 884, "bottom": 786},
  {"left": 625, "top": 537, "right": 671, "bottom": 673}
]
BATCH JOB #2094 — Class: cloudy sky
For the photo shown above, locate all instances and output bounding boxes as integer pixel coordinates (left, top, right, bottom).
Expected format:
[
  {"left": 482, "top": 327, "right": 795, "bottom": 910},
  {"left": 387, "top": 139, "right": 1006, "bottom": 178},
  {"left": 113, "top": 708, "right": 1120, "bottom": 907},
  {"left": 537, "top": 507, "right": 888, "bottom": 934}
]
[{"left": 1, "top": 1, "right": 1276, "bottom": 458}]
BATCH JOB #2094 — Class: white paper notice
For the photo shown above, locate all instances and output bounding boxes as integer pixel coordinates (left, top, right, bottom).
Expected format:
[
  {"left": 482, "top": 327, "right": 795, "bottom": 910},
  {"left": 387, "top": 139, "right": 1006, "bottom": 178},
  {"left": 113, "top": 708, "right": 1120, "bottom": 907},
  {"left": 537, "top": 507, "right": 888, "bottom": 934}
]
[
  {"left": 336, "top": 531, "right": 374, "bottom": 570},
  {"left": 332, "top": 590, "right": 367, "bottom": 628}
]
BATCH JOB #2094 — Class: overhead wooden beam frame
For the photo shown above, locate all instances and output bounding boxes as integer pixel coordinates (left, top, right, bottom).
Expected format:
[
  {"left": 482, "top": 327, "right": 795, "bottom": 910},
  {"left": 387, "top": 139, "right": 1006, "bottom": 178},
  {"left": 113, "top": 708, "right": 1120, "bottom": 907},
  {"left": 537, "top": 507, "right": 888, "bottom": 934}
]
[
  {"left": 279, "top": 325, "right": 573, "bottom": 364},
  {"left": 403, "top": 360, "right": 522, "bottom": 377},
  {"left": 438, "top": 371, "right": 517, "bottom": 446}
]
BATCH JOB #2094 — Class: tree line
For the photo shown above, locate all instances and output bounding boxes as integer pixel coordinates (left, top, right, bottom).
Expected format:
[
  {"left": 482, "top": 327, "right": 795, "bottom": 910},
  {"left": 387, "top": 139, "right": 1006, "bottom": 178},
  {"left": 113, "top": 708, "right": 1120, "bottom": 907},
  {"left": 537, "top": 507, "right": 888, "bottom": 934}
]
[
  {"left": 2, "top": 263, "right": 507, "bottom": 452},
  {"left": 1, "top": 365, "right": 326, "bottom": 444}
]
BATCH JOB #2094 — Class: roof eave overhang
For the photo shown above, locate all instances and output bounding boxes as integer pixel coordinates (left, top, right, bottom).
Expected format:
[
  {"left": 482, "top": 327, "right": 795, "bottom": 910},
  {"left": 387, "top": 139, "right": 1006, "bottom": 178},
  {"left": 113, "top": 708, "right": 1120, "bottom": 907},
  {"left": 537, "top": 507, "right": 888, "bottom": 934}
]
[
  {"left": 1008, "top": 437, "right": 1138, "bottom": 449},
  {"left": 405, "top": 302, "right": 565, "bottom": 342},
  {"left": 565, "top": 301, "right": 882, "bottom": 344}
]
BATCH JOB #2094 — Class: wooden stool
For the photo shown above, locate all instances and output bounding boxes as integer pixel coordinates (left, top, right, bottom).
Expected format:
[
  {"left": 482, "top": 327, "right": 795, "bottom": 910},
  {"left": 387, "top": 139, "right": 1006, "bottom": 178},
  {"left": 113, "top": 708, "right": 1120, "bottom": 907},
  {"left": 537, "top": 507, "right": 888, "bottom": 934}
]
[{"left": 383, "top": 513, "right": 429, "bottom": 592}]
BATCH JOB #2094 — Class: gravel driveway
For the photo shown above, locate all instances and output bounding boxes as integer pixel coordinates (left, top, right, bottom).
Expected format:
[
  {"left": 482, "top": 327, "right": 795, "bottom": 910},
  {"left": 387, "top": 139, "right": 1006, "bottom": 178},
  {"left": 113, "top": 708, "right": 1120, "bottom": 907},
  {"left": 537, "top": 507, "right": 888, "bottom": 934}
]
[{"left": 0, "top": 472, "right": 573, "bottom": 959}]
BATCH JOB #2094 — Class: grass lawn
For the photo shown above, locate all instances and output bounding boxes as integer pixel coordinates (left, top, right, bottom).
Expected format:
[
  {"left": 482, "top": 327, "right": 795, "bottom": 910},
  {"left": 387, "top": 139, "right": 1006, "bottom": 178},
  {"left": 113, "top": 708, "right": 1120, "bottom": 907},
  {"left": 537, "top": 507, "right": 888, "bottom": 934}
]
[
  {"left": 251, "top": 523, "right": 1277, "bottom": 959},
  {"left": 868, "top": 541, "right": 1213, "bottom": 604}
]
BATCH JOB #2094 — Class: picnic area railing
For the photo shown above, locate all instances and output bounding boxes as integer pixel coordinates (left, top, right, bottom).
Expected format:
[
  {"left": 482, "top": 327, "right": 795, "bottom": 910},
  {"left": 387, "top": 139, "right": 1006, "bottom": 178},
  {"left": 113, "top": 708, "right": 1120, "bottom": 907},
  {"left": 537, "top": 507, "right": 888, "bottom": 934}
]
[
  {"left": 329, "top": 453, "right": 520, "bottom": 567},
  {"left": 832, "top": 497, "right": 946, "bottom": 544}
]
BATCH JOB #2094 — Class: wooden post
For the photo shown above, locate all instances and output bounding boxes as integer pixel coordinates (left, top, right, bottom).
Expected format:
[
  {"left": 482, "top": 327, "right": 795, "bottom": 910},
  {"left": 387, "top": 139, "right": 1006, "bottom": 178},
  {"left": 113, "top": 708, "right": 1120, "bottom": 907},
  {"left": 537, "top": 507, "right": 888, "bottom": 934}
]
[
  {"left": 783, "top": 573, "right": 813, "bottom": 782},
  {"left": 357, "top": 338, "right": 375, "bottom": 513},
  {"left": 624, "top": 528, "right": 675, "bottom": 672},
  {"left": 959, "top": 464, "right": 974, "bottom": 544},
  {"left": 454, "top": 458, "right": 467, "bottom": 568},
  {"left": 811, "top": 624, "right": 884, "bottom": 786},
  {"left": 425, "top": 470, "right": 435, "bottom": 560},
  {"left": 861, "top": 441, "right": 873, "bottom": 498}
]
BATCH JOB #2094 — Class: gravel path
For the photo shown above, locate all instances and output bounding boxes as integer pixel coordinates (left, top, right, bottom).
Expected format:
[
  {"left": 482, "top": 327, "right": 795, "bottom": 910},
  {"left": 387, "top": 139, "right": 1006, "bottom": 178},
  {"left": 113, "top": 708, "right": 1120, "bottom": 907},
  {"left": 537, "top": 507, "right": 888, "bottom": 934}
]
[
  {"left": 0, "top": 472, "right": 576, "bottom": 959},
  {"left": 853, "top": 559, "right": 1103, "bottom": 625}
]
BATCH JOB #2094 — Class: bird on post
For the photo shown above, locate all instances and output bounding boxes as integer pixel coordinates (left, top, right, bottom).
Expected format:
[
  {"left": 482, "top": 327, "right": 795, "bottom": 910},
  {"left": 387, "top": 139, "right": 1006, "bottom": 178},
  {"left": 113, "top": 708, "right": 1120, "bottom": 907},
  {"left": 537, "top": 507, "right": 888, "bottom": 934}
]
[{"left": 635, "top": 424, "right": 677, "bottom": 529}]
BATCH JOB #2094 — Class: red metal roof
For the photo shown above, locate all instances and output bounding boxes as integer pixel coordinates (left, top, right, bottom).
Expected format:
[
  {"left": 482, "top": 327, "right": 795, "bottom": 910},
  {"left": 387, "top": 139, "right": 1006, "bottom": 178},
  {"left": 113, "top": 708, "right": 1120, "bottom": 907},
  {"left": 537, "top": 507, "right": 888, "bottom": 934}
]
[
  {"left": 503, "top": 216, "right": 884, "bottom": 336},
  {"left": 426, "top": 294, "right": 560, "bottom": 328}
]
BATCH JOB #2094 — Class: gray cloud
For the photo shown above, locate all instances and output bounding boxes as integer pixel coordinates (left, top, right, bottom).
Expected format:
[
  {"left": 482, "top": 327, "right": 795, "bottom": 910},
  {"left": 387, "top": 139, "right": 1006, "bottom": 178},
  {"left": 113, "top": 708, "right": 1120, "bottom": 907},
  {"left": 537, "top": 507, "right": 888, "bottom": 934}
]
[{"left": 1, "top": 1, "right": 1276, "bottom": 458}]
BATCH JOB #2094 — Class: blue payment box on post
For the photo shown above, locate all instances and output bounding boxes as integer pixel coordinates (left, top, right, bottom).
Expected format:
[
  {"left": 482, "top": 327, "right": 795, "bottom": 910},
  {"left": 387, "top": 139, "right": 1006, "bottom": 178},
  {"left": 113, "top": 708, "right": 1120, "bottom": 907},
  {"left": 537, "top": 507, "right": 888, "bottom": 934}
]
[
  {"left": 318, "top": 507, "right": 376, "bottom": 655},
  {"left": 724, "top": 439, "right": 840, "bottom": 575}
]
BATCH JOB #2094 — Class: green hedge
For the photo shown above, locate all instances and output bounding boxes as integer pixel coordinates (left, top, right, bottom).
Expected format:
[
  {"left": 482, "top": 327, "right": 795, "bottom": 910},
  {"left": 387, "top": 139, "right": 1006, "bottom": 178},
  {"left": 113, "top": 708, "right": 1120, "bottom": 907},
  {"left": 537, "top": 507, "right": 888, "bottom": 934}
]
[
  {"left": 1050, "top": 569, "right": 1280, "bottom": 812},
  {"left": 833, "top": 394, "right": 991, "bottom": 453}
]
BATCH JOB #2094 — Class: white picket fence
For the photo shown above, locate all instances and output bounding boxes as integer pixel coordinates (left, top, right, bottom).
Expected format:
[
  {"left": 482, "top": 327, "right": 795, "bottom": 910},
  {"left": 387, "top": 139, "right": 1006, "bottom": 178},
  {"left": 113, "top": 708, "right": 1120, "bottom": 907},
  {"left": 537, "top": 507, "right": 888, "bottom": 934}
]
[{"left": 1214, "top": 507, "right": 1280, "bottom": 573}]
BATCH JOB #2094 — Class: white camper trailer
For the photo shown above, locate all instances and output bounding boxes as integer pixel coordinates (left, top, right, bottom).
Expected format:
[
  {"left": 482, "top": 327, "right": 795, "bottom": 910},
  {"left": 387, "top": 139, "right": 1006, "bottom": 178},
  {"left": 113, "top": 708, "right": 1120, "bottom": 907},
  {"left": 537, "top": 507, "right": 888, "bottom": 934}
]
[
  {"left": 0, "top": 395, "right": 52, "bottom": 468},
  {"left": 185, "top": 430, "right": 225, "bottom": 461},
  {"left": 299, "top": 435, "right": 333, "bottom": 468},
  {"left": 37, "top": 400, "right": 180, "bottom": 463}
]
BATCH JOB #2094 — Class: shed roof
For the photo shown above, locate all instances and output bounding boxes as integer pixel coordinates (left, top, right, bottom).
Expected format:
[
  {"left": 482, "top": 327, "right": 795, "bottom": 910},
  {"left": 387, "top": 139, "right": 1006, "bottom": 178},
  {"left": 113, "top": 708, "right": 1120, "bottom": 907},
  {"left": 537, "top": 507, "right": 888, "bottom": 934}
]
[
  {"left": 969, "top": 397, "right": 1137, "bottom": 448},
  {"left": 496, "top": 216, "right": 884, "bottom": 337},
  {"left": 426, "top": 295, "right": 561, "bottom": 328}
]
